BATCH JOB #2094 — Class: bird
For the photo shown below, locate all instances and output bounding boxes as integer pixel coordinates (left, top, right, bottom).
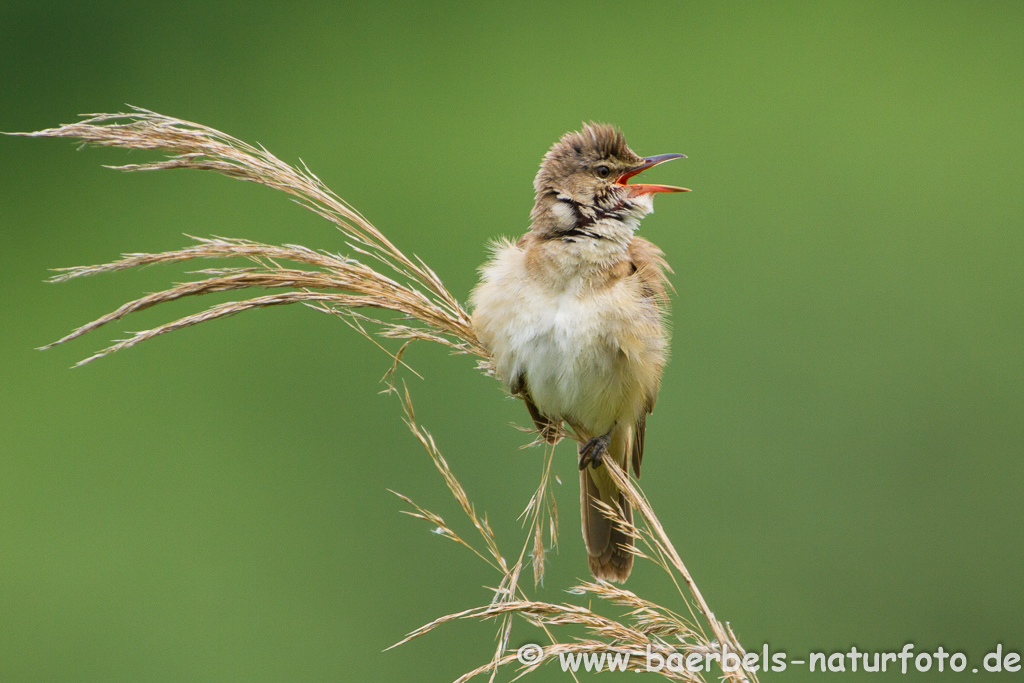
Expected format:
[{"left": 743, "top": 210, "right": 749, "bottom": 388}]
[{"left": 470, "top": 123, "right": 688, "bottom": 582}]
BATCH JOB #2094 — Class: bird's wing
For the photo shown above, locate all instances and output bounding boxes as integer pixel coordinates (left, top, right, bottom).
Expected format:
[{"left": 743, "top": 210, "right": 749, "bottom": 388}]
[
  {"left": 511, "top": 372, "right": 561, "bottom": 444},
  {"left": 632, "top": 414, "right": 646, "bottom": 478},
  {"left": 627, "top": 236, "right": 673, "bottom": 307},
  {"left": 627, "top": 237, "right": 671, "bottom": 478},
  {"left": 631, "top": 395, "right": 659, "bottom": 478}
]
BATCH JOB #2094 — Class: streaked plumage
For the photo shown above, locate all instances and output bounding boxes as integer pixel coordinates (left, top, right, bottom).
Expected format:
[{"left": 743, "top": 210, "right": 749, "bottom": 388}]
[{"left": 470, "top": 123, "right": 686, "bottom": 582}]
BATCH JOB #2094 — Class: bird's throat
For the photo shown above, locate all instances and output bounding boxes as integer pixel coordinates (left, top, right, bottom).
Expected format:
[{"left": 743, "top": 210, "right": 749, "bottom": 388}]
[{"left": 536, "top": 191, "right": 653, "bottom": 244}]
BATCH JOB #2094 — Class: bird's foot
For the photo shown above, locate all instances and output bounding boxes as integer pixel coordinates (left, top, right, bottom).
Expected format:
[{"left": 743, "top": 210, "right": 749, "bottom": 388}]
[{"left": 578, "top": 434, "right": 611, "bottom": 470}]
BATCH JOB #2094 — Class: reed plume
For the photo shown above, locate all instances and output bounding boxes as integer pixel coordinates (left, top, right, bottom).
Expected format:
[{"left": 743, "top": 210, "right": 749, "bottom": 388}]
[{"left": 11, "top": 109, "right": 756, "bottom": 682}]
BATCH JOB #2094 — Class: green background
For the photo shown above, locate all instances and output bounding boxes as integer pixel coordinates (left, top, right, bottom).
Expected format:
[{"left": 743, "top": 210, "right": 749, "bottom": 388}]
[{"left": 2, "top": 2, "right": 1022, "bottom": 681}]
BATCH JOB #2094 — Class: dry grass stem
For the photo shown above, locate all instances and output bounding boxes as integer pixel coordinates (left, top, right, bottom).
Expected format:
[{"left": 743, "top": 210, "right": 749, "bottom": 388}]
[
  {"left": 15, "top": 109, "right": 755, "bottom": 683},
  {"left": 13, "top": 109, "right": 486, "bottom": 367}
]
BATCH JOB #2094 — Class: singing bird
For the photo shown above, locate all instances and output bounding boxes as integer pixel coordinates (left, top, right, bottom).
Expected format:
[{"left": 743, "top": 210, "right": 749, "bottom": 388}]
[{"left": 470, "top": 123, "right": 688, "bottom": 582}]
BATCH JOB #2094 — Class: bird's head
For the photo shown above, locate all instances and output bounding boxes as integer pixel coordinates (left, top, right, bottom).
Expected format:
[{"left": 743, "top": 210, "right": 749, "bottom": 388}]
[{"left": 530, "top": 123, "right": 689, "bottom": 241}]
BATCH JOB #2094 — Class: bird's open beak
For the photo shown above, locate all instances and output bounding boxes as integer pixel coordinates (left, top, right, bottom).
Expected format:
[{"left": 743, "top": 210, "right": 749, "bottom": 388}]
[{"left": 617, "top": 153, "right": 690, "bottom": 194}]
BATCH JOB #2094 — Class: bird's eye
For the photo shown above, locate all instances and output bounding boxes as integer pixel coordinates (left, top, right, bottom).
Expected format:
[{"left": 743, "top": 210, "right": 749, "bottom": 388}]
[{"left": 596, "top": 165, "right": 611, "bottom": 179}]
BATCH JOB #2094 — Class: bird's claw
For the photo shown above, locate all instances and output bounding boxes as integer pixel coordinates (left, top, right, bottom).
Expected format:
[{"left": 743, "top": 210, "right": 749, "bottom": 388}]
[{"left": 578, "top": 434, "right": 610, "bottom": 470}]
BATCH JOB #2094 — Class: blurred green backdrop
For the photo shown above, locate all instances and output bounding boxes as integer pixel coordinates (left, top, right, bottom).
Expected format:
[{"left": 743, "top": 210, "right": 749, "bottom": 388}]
[{"left": 2, "top": 1, "right": 1022, "bottom": 681}]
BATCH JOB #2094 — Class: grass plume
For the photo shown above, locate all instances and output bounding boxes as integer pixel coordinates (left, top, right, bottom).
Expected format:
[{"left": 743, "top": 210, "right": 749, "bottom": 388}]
[{"left": 13, "top": 108, "right": 756, "bottom": 682}]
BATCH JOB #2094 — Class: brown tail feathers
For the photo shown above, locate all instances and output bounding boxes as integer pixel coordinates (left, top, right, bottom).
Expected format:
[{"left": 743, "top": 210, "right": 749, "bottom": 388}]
[{"left": 580, "top": 467, "right": 634, "bottom": 582}]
